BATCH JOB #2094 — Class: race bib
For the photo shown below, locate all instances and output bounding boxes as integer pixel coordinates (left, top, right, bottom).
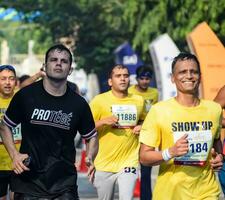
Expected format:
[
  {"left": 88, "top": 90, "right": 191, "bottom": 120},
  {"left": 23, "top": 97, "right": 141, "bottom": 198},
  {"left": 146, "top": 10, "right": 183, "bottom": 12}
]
[
  {"left": 12, "top": 124, "right": 22, "bottom": 143},
  {"left": 0, "top": 124, "right": 22, "bottom": 144},
  {"left": 111, "top": 105, "right": 137, "bottom": 128},
  {"left": 173, "top": 130, "right": 212, "bottom": 166}
]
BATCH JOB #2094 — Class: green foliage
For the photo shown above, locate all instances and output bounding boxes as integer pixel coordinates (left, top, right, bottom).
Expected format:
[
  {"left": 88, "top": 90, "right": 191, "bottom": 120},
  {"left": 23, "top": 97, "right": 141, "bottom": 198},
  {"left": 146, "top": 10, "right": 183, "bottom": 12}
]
[
  {"left": 75, "top": 0, "right": 131, "bottom": 73},
  {"left": 123, "top": 0, "right": 225, "bottom": 57},
  {"left": 1, "top": 0, "right": 224, "bottom": 72},
  {"left": 0, "top": 20, "right": 52, "bottom": 54}
]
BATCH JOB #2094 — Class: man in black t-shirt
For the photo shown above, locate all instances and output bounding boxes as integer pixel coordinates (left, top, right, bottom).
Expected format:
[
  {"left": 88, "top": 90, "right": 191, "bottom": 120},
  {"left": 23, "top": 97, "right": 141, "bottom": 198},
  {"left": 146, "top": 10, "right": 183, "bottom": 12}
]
[{"left": 0, "top": 44, "right": 98, "bottom": 200}]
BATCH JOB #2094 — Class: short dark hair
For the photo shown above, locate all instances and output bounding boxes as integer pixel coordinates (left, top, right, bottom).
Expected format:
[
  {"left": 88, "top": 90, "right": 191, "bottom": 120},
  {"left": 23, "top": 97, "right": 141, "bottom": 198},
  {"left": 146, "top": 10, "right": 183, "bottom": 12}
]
[
  {"left": 171, "top": 52, "right": 201, "bottom": 74},
  {"left": 19, "top": 74, "right": 30, "bottom": 84},
  {"left": 136, "top": 65, "right": 153, "bottom": 78},
  {"left": 108, "top": 64, "right": 130, "bottom": 78},
  {"left": 45, "top": 44, "right": 73, "bottom": 65}
]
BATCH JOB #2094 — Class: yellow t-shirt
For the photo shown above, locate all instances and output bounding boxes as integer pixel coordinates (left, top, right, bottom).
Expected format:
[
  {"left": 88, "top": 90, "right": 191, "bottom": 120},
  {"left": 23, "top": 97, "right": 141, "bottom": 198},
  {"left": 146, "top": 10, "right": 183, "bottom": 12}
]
[
  {"left": 0, "top": 96, "right": 21, "bottom": 170},
  {"left": 140, "top": 98, "right": 222, "bottom": 200},
  {"left": 128, "top": 85, "right": 158, "bottom": 116},
  {"left": 90, "top": 91, "right": 145, "bottom": 172}
]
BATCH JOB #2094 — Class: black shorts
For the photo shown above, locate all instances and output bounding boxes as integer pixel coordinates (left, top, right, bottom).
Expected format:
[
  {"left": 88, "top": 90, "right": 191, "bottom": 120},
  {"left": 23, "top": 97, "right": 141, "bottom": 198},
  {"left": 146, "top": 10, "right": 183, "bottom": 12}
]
[{"left": 0, "top": 170, "right": 13, "bottom": 197}]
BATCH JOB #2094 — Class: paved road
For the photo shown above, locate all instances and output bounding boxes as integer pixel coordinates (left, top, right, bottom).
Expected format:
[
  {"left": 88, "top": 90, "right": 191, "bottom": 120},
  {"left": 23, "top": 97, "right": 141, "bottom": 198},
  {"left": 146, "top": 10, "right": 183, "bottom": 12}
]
[{"left": 77, "top": 172, "right": 140, "bottom": 200}]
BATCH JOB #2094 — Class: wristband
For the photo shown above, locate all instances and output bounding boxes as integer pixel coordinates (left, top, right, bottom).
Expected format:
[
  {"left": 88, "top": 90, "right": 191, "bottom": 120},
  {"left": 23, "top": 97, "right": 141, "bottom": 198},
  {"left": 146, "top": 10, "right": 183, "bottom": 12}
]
[{"left": 162, "top": 149, "right": 172, "bottom": 161}]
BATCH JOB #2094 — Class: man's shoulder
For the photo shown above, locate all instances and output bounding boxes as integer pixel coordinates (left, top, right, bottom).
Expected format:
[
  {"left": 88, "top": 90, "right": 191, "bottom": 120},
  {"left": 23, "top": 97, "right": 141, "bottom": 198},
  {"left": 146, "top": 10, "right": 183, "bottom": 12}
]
[
  {"left": 15, "top": 80, "right": 41, "bottom": 97},
  {"left": 91, "top": 91, "right": 110, "bottom": 101},
  {"left": 148, "top": 87, "right": 158, "bottom": 93},
  {"left": 20, "top": 80, "right": 41, "bottom": 91},
  {"left": 129, "top": 93, "right": 144, "bottom": 100},
  {"left": 151, "top": 98, "right": 173, "bottom": 109},
  {"left": 128, "top": 85, "right": 136, "bottom": 92}
]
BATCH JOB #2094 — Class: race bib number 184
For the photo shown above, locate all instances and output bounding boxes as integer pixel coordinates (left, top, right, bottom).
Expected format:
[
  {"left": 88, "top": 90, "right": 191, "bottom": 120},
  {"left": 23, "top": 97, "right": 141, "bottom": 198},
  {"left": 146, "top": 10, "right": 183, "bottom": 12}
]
[{"left": 173, "top": 130, "right": 212, "bottom": 166}]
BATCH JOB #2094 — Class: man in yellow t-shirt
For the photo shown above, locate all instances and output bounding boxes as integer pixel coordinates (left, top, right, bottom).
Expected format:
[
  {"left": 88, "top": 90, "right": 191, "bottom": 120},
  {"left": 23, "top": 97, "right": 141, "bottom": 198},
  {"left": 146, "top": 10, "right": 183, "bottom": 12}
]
[
  {"left": 90, "top": 64, "right": 145, "bottom": 200},
  {"left": 0, "top": 65, "right": 21, "bottom": 200},
  {"left": 128, "top": 65, "right": 158, "bottom": 200},
  {"left": 139, "top": 53, "right": 223, "bottom": 200}
]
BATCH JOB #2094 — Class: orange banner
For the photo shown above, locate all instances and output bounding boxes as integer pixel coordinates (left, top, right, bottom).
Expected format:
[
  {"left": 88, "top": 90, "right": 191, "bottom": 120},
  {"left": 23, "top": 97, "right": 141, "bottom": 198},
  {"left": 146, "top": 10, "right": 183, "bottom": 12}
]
[{"left": 187, "top": 22, "right": 225, "bottom": 100}]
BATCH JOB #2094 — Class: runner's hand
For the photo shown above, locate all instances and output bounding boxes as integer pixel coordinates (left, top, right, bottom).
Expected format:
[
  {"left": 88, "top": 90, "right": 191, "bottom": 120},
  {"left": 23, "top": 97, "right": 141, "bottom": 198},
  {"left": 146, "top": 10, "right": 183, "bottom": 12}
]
[
  {"left": 12, "top": 152, "right": 30, "bottom": 174},
  {"left": 169, "top": 134, "right": 189, "bottom": 158},
  {"left": 103, "top": 116, "right": 118, "bottom": 126},
  {"left": 86, "top": 157, "right": 95, "bottom": 183},
  {"left": 210, "top": 148, "right": 223, "bottom": 171},
  {"left": 132, "top": 125, "right": 142, "bottom": 135},
  {"left": 87, "top": 164, "right": 95, "bottom": 183}
]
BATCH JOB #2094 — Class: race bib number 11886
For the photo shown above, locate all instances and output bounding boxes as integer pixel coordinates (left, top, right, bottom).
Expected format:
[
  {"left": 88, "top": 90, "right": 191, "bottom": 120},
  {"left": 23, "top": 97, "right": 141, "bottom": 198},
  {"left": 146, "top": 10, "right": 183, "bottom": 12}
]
[{"left": 111, "top": 105, "right": 137, "bottom": 128}]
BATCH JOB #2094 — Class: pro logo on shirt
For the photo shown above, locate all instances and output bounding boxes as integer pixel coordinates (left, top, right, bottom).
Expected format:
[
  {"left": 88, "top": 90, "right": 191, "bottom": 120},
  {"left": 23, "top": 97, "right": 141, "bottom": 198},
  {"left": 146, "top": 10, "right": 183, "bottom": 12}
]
[{"left": 30, "top": 108, "right": 72, "bottom": 130}]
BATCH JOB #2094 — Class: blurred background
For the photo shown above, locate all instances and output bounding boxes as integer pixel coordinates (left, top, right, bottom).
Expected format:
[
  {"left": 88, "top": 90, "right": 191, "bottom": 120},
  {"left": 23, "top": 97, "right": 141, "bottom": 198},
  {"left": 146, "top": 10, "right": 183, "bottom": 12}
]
[{"left": 0, "top": 0, "right": 224, "bottom": 101}]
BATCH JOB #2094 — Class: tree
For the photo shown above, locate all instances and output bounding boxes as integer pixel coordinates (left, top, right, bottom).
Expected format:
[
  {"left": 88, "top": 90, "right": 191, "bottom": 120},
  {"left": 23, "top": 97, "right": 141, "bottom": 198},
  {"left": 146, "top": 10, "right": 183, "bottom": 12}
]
[
  {"left": 1, "top": 0, "right": 225, "bottom": 72},
  {"left": 123, "top": 0, "right": 225, "bottom": 59},
  {"left": 0, "top": 20, "right": 52, "bottom": 54},
  {"left": 0, "top": 0, "right": 131, "bottom": 73}
]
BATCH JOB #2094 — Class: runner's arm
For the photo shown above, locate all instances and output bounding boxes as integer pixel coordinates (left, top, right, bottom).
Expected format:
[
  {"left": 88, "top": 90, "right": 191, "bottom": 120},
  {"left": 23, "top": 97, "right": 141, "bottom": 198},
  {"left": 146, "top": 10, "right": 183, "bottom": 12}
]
[
  {"left": 0, "top": 121, "right": 29, "bottom": 174},
  {"left": 20, "top": 70, "right": 46, "bottom": 89},
  {"left": 140, "top": 134, "right": 189, "bottom": 166},
  {"left": 210, "top": 138, "right": 223, "bottom": 170},
  {"left": 139, "top": 144, "right": 164, "bottom": 166},
  {"left": 95, "top": 116, "right": 118, "bottom": 129},
  {"left": 86, "top": 135, "right": 99, "bottom": 163},
  {"left": 85, "top": 135, "right": 98, "bottom": 183},
  {"left": 0, "top": 121, "right": 18, "bottom": 159}
]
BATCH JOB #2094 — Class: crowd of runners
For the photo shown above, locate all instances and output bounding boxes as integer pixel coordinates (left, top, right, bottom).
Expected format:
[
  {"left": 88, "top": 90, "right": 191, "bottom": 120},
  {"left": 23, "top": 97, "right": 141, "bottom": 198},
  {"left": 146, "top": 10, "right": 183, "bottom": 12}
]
[{"left": 0, "top": 44, "right": 224, "bottom": 200}]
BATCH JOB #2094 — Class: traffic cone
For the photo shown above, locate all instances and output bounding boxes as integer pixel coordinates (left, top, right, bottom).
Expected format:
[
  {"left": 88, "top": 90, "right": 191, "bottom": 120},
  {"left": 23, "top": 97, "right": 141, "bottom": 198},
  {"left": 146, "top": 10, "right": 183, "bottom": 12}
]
[
  {"left": 78, "top": 140, "right": 88, "bottom": 173},
  {"left": 133, "top": 178, "right": 140, "bottom": 198}
]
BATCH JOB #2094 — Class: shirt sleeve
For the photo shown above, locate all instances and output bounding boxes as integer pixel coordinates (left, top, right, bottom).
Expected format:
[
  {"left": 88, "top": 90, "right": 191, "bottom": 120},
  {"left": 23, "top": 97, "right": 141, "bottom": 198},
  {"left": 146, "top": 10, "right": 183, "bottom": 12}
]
[
  {"left": 3, "top": 91, "right": 23, "bottom": 128},
  {"left": 78, "top": 99, "right": 97, "bottom": 140},
  {"left": 89, "top": 96, "right": 102, "bottom": 122},
  {"left": 139, "top": 98, "right": 147, "bottom": 121},
  {"left": 152, "top": 90, "right": 159, "bottom": 105},
  {"left": 139, "top": 106, "right": 161, "bottom": 148}
]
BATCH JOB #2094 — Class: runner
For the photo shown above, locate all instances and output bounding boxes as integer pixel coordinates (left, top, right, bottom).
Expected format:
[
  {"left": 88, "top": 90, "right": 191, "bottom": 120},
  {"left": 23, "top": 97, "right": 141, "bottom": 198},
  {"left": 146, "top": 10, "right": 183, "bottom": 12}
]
[
  {"left": 90, "top": 64, "right": 145, "bottom": 200},
  {"left": 139, "top": 52, "right": 223, "bottom": 200},
  {"left": 0, "top": 44, "right": 98, "bottom": 200},
  {"left": 0, "top": 65, "right": 20, "bottom": 200},
  {"left": 129, "top": 65, "right": 158, "bottom": 200}
]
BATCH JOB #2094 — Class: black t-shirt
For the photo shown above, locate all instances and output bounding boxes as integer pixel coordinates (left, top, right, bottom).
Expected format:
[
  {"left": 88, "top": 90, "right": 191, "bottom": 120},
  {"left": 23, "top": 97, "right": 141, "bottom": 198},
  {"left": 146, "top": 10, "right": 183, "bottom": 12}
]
[{"left": 3, "top": 80, "right": 96, "bottom": 197}]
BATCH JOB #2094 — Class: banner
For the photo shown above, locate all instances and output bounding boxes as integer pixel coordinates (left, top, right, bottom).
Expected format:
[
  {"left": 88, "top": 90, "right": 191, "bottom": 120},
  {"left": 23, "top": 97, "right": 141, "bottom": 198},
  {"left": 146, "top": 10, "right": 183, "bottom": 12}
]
[
  {"left": 187, "top": 22, "right": 225, "bottom": 100},
  {"left": 114, "top": 42, "right": 143, "bottom": 75},
  {"left": 149, "top": 33, "right": 180, "bottom": 100}
]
